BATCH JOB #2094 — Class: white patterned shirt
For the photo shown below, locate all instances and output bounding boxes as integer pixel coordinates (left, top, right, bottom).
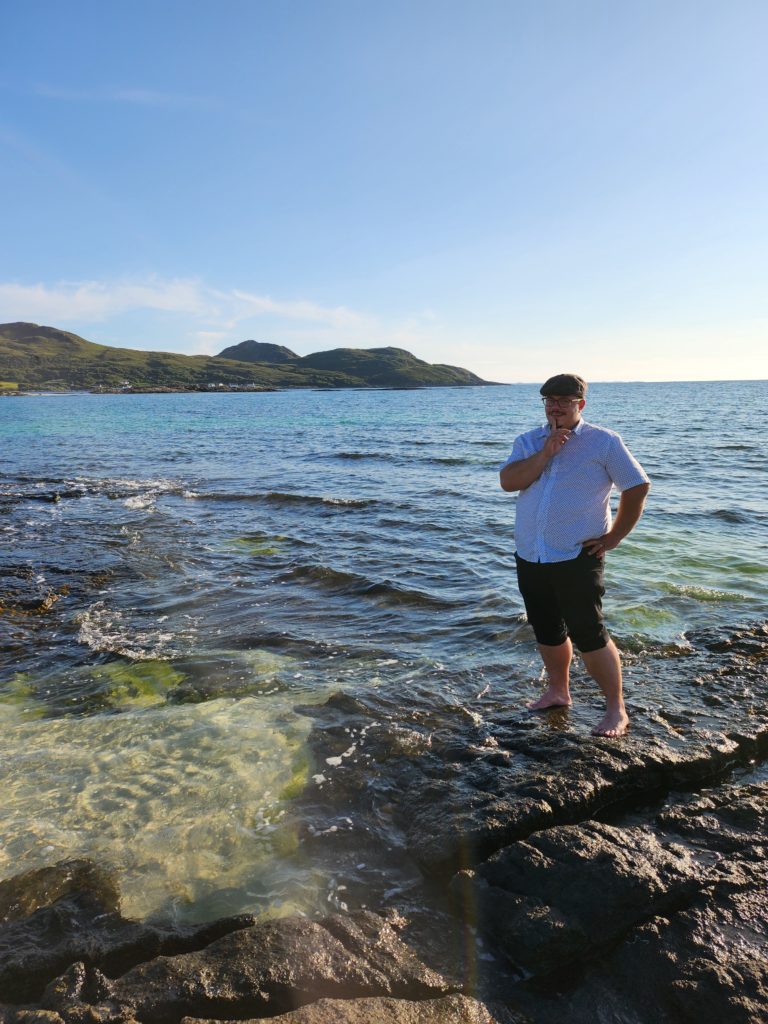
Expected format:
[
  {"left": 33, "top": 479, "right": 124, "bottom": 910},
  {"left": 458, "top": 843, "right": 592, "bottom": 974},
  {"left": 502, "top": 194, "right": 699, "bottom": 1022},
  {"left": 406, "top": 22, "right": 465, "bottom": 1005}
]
[{"left": 500, "top": 419, "right": 649, "bottom": 563}]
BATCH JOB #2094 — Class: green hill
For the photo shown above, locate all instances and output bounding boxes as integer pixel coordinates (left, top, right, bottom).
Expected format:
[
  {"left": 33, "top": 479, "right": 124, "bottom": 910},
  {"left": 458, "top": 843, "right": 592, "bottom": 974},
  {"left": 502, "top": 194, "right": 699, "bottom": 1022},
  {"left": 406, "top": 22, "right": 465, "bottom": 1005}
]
[
  {"left": 295, "top": 346, "right": 486, "bottom": 387},
  {"left": 219, "top": 341, "right": 490, "bottom": 387},
  {"left": 217, "top": 340, "right": 299, "bottom": 364},
  {"left": 0, "top": 322, "right": 491, "bottom": 391}
]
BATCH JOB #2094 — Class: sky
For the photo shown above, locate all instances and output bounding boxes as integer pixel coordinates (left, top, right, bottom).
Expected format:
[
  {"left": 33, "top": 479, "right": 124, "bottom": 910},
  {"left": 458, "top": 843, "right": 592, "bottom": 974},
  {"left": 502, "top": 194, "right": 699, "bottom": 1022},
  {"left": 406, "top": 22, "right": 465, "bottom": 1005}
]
[{"left": 1, "top": 0, "right": 767, "bottom": 383}]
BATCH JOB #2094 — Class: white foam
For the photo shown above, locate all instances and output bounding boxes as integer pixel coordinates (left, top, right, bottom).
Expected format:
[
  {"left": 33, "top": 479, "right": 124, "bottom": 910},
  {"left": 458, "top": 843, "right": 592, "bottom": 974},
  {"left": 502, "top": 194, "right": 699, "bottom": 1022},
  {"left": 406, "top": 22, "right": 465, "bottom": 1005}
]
[
  {"left": 124, "top": 494, "right": 155, "bottom": 510},
  {"left": 76, "top": 602, "right": 178, "bottom": 660},
  {"left": 325, "top": 743, "right": 356, "bottom": 767}
]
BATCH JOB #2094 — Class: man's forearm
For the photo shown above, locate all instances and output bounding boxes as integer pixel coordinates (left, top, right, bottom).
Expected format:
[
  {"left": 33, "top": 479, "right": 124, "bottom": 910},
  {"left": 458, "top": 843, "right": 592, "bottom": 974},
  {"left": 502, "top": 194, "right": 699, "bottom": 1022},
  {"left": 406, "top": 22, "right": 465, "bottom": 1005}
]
[
  {"left": 499, "top": 450, "right": 550, "bottom": 491},
  {"left": 608, "top": 482, "right": 650, "bottom": 542}
]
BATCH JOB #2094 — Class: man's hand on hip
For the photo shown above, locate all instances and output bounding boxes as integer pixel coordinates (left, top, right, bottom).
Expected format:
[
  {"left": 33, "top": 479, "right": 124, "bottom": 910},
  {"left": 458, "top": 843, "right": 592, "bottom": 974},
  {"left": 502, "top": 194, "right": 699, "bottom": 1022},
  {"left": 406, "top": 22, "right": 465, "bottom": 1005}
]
[
  {"left": 582, "top": 533, "right": 621, "bottom": 557},
  {"left": 583, "top": 483, "right": 650, "bottom": 557}
]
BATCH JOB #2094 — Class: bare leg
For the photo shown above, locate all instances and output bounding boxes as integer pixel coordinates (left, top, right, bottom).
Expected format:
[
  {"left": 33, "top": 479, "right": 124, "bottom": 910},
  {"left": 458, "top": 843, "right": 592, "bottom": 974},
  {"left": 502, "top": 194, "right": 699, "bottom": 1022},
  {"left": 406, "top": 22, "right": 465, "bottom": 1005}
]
[
  {"left": 527, "top": 638, "right": 573, "bottom": 710},
  {"left": 580, "top": 639, "right": 629, "bottom": 737}
]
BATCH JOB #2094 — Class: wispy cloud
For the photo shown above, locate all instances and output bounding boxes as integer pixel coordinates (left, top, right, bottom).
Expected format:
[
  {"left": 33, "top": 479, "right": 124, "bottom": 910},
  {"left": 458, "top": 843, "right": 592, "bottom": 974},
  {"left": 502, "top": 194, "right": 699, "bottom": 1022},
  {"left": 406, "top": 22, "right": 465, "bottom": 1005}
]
[
  {"left": 0, "top": 276, "right": 373, "bottom": 333},
  {"left": 0, "top": 278, "right": 211, "bottom": 322},
  {"left": 0, "top": 275, "right": 450, "bottom": 359},
  {"left": 227, "top": 289, "right": 369, "bottom": 329}
]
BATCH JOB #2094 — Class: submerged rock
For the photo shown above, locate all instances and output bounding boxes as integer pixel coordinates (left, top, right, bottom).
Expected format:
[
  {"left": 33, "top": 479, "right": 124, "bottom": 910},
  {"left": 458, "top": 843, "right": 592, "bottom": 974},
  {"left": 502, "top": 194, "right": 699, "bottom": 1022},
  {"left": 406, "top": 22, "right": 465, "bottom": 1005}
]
[
  {"left": 0, "top": 860, "right": 120, "bottom": 925},
  {"left": 0, "top": 860, "right": 254, "bottom": 1003}
]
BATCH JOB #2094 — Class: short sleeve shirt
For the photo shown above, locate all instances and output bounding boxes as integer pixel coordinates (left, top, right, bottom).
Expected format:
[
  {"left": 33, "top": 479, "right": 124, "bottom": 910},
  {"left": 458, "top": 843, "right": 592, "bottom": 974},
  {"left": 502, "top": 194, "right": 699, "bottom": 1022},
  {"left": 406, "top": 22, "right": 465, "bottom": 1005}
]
[{"left": 499, "top": 419, "right": 649, "bottom": 563}]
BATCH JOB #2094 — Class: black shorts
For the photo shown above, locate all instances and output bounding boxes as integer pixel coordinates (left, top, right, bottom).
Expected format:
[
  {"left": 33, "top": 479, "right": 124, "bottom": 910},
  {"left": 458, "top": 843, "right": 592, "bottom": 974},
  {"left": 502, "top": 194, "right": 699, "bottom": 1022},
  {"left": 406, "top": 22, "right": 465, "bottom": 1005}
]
[{"left": 514, "top": 549, "right": 609, "bottom": 653}]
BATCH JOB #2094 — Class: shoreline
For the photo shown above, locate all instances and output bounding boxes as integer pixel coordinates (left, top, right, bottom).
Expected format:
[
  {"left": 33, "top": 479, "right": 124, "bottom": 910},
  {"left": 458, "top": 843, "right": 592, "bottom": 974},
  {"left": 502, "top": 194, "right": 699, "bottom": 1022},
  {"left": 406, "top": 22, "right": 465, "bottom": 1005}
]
[
  {"left": 0, "top": 622, "right": 766, "bottom": 1021},
  {"left": 1, "top": 382, "right": 504, "bottom": 397}
]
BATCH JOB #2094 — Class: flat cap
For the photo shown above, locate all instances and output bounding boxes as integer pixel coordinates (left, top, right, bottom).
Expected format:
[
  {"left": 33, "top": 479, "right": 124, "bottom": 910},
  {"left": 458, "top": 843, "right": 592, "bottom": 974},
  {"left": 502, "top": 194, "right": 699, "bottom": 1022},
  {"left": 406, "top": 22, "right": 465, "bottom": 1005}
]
[{"left": 540, "top": 373, "right": 587, "bottom": 398}]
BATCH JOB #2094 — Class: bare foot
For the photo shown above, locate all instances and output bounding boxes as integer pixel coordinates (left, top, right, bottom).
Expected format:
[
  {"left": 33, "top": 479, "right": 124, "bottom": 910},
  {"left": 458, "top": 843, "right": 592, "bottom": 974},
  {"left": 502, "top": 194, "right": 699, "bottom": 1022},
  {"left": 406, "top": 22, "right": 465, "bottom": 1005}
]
[
  {"left": 591, "top": 708, "right": 629, "bottom": 737},
  {"left": 527, "top": 688, "right": 572, "bottom": 711}
]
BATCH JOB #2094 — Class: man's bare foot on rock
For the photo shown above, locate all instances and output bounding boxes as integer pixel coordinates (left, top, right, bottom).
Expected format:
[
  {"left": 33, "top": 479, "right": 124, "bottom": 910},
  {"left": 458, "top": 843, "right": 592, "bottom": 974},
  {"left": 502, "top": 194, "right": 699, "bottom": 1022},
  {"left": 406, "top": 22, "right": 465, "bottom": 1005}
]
[
  {"left": 527, "top": 688, "right": 572, "bottom": 711},
  {"left": 591, "top": 709, "right": 629, "bottom": 737}
]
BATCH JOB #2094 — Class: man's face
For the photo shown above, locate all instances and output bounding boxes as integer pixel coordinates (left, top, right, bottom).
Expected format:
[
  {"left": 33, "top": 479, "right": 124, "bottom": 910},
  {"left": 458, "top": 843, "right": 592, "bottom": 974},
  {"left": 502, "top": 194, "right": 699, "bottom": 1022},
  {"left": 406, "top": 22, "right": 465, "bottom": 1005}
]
[{"left": 542, "top": 394, "right": 585, "bottom": 429}]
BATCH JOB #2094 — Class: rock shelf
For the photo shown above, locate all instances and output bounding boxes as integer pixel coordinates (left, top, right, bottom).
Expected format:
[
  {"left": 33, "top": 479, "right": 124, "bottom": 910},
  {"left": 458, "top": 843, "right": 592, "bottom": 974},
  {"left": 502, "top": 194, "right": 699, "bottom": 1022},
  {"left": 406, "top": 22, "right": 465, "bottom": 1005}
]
[{"left": 1, "top": 623, "right": 766, "bottom": 1022}]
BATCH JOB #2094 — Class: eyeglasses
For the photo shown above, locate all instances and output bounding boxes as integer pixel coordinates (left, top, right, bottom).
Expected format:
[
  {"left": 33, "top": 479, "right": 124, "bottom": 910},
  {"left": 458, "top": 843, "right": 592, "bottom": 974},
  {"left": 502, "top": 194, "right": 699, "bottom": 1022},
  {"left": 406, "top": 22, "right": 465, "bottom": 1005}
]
[{"left": 542, "top": 397, "right": 581, "bottom": 408}]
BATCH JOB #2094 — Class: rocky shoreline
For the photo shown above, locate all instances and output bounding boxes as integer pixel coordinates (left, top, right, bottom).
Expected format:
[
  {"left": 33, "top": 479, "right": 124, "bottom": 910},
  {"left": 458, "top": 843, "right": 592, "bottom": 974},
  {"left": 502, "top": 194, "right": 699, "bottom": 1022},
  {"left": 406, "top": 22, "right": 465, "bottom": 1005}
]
[{"left": 1, "top": 623, "right": 766, "bottom": 1022}]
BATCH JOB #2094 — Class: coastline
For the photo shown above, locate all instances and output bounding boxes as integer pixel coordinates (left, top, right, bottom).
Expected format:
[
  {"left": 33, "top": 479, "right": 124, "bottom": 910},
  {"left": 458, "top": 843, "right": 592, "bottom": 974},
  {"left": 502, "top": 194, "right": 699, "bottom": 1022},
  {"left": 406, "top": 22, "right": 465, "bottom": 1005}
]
[
  {"left": 0, "top": 382, "right": 504, "bottom": 397},
  {"left": 2, "top": 381, "right": 766, "bottom": 1022},
  {"left": 1, "top": 622, "right": 766, "bottom": 1021}
]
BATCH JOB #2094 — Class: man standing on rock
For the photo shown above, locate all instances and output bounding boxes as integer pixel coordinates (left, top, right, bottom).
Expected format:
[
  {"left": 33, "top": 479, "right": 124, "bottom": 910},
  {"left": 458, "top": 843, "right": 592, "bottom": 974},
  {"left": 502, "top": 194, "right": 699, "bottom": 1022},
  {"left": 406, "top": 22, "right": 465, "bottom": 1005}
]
[{"left": 499, "top": 374, "right": 650, "bottom": 737}]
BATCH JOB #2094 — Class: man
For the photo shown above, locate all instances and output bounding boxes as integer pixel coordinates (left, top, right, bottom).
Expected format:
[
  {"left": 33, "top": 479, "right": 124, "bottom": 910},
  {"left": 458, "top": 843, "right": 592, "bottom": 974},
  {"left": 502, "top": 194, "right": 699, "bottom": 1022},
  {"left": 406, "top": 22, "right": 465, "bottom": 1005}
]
[{"left": 499, "top": 373, "right": 650, "bottom": 738}]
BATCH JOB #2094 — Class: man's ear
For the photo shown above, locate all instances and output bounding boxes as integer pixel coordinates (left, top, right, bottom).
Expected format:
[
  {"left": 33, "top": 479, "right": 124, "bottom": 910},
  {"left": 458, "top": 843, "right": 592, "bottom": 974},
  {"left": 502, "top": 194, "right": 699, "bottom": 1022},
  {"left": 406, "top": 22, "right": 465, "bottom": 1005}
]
[{"left": 578, "top": 399, "right": 586, "bottom": 411}]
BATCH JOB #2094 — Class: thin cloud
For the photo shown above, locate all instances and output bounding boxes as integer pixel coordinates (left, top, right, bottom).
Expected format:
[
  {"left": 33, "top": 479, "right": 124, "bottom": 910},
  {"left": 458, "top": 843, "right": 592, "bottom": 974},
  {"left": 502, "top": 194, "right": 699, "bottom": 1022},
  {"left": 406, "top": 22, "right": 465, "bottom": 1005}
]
[
  {"left": 228, "top": 289, "right": 369, "bottom": 329},
  {"left": 0, "top": 276, "right": 456, "bottom": 361},
  {"left": 0, "top": 278, "right": 211, "bottom": 323},
  {"left": 0, "top": 277, "right": 372, "bottom": 332}
]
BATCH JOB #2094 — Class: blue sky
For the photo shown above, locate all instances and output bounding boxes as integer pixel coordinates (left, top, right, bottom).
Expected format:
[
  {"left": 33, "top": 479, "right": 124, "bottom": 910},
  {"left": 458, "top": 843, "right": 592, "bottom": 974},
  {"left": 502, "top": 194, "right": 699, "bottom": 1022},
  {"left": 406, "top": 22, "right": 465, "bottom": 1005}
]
[{"left": 1, "top": 0, "right": 767, "bottom": 382}]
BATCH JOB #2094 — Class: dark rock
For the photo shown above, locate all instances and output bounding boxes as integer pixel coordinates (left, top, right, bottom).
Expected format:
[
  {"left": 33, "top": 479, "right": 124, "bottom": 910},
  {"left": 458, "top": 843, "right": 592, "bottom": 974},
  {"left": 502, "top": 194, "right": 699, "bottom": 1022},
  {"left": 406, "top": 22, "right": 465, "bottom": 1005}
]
[
  {"left": 4, "top": 626, "right": 767, "bottom": 1023},
  {"left": 452, "top": 820, "right": 701, "bottom": 975},
  {"left": 0, "top": 861, "right": 120, "bottom": 925},
  {"left": 1, "top": 1013, "right": 66, "bottom": 1024},
  {"left": 0, "top": 860, "right": 254, "bottom": 1003},
  {"left": 182, "top": 993, "right": 521, "bottom": 1022},
  {"left": 655, "top": 780, "right": 767, "bottom": 857},
  {"left": 477, "top": 783, "right": 768, "bottom": 1023},
  {"left": 298, "top": 624, "right": 768, "bottom": 880},
  {"left": 519, "top": 884, "right": 768, "bottom": 1024},
  {"left": 685, "top": 621, "right": 768, "bottom": 655},
  {"left": 43, "top": 911, "right": 453, "bottom": 1022}
]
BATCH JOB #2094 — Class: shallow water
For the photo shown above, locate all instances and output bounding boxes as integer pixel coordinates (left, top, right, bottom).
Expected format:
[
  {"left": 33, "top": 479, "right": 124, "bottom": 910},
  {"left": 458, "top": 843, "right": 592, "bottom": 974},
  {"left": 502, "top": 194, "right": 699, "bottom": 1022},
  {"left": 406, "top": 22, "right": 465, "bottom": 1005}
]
[{"left": 1, "top": 381, "right": 766, "bottom": 921}]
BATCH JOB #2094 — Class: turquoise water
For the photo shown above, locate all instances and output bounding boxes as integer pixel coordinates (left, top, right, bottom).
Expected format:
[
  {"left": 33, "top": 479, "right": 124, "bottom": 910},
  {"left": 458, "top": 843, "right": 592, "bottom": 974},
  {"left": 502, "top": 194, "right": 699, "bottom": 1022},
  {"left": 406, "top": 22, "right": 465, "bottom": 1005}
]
[{"left": 1, "top": 381, "right": 766, "bottom": 920}]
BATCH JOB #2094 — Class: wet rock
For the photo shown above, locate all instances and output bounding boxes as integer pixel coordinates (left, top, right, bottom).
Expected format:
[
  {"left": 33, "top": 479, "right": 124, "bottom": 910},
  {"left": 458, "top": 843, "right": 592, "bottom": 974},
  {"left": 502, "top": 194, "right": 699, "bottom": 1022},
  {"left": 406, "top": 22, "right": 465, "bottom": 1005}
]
[
  {"left": 299, "top": 623, "right": 768, "bottom": 878},
  {"left": 655, "top": 780, "right": 767, "bottom": 856},
  {"left": 516, "top": 882, "right": 768, "bottom": 1024},
  {"left": 0, "top": 861, "right": 120, "bottom": 924},
  {"left": 686, "top": 621, "right": 768, "bottom": 656},
  {"left": 182, "top": 993, "right": 521, "bottom": 1022},
  {"left": 451, "top": 820, "right": 701, "bottom": 975},
  {"left": 1, "top": 1013, "right": 66, "bottom": 1024},
  {"left": 0, "top": 860, "right": 254, "bottom": 1003},
  {"left": 4, "top": 627, "right": 767, "bottom": 1024},
  {"left": 476, "top": 783, "right": 768, "bottom": 1023},
  {"left": 43, "top": 911, "right": 453, "bottom": 1022}
]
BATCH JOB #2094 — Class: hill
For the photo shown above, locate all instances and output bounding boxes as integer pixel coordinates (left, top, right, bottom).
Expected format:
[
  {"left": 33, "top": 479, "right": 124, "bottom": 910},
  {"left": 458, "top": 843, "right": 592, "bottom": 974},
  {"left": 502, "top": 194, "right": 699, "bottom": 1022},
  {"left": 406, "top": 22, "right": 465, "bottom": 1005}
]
[
  {"left": 293, "top": 346, "right": 486, "bottom": 387},
  {"left": 217, "top": 341, "right": 488, "bottom": 388},
  {"left": 217, "top": 340, "right": 298, "bottom": 364},
  {"left": 0, "top": 323, "right": 492, "bottom": 391}
]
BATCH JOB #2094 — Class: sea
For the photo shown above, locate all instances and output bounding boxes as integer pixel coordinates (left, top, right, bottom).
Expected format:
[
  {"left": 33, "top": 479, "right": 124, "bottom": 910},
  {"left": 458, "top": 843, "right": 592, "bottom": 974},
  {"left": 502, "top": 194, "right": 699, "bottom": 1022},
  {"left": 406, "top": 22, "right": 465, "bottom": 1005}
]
[{"left": 1, "top": 380, "right": 766, "bottom": 925}]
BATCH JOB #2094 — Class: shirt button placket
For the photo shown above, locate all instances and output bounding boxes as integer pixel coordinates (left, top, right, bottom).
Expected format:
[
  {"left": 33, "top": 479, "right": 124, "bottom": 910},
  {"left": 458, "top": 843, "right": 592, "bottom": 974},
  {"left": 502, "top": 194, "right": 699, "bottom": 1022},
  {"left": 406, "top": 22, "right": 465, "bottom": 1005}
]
[{"left": 536, "top": 454, "right": 560, "bottom": 562}]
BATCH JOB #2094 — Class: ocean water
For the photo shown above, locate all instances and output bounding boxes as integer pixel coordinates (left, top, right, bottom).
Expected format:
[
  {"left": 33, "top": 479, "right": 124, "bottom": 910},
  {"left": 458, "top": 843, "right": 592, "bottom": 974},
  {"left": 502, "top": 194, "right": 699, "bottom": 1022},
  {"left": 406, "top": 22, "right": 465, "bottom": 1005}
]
[{"left": 1, "top": 380, "right": 766, "bottom": 922}]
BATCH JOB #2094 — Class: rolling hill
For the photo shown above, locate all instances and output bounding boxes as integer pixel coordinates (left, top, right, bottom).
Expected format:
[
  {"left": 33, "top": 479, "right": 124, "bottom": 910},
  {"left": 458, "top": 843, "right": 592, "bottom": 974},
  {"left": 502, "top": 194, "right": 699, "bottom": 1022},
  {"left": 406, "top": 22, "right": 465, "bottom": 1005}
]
[{"left": 0, "top": 323, "right": 492, "bottom": 391}]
